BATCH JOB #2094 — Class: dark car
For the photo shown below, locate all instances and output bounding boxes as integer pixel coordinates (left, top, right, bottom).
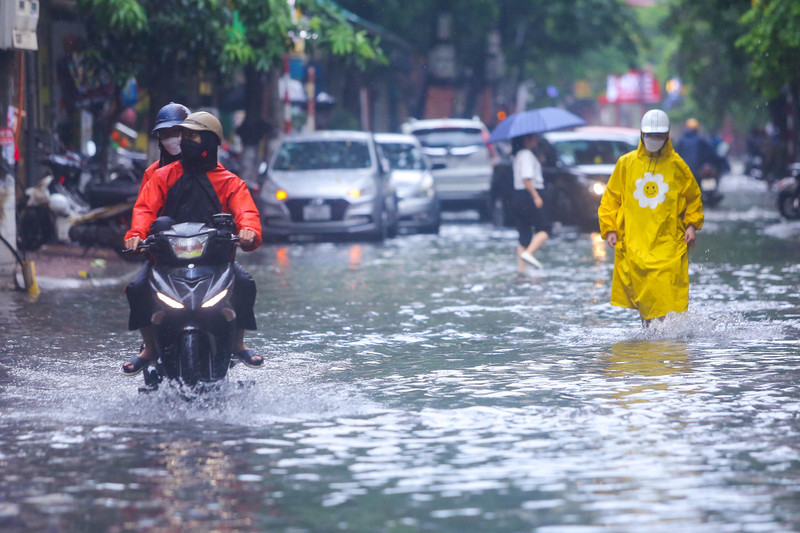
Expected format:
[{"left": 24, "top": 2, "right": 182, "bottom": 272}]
[{"left": 489, "top": 127, "right": 639, "bottom": 230}]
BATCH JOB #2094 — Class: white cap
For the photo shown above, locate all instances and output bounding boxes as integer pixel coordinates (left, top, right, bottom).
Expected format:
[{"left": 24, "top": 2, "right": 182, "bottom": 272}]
[{"left": 641, "top": 109, "right": 670, "bottom": 134}]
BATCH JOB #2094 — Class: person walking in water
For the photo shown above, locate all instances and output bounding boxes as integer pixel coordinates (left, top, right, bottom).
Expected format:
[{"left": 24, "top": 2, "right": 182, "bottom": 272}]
[
  {"left": 511, "top": 133, "right": 551, "bottom": 272},
  {"left": 598, "top": 109, "right": 704, "bottom": 324}
]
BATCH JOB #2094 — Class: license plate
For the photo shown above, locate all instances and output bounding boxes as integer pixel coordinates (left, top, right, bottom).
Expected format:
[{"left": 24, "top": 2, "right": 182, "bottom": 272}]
[
  {"left": 701, "top": 178, "right": 717, "bottom": 190},
  {"left": 303, "top": 203, "right": 331, "bottom": 221}
]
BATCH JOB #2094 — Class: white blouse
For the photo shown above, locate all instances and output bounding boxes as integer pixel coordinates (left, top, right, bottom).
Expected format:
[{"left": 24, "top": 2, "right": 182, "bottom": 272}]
[{"left": 512, "top": 149, "right": 544, "bottom": 190}]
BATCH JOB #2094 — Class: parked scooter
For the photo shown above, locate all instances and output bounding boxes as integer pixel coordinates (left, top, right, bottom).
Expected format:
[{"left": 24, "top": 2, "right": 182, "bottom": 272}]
[
  {"left": 776, "top": 163, "right": 800, "bottom": 220},
  {"left": 127, "top": 214, "right": 241, "bottom": 391},
  {"left": 17, "top": 140, "right": 142, "bottom": 254}
]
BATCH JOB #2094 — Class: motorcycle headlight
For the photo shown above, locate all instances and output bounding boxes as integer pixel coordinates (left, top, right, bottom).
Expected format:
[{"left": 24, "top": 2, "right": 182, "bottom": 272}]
[
  {"left": 590, "top": 182, "right": 606, "bottom": 196},
  {"left": 157, "top": 292, "right": 184, "bottom": 309},
  {"left": 168, "top": 234, "right": 209, "bottom": 259},
  {"left": 202, "top": 289, "right": 229, "bottom": 308}
]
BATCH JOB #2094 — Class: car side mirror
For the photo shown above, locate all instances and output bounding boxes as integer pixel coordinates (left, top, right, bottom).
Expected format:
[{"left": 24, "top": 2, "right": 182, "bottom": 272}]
[{"left": 432, "top": 162, "right": 447, "bottom": 171}]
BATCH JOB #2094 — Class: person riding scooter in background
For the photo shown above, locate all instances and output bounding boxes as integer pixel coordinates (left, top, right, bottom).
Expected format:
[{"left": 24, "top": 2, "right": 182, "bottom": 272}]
[
  {"left": 122, "top": 111, "right": 264, "bottom": 375},
  {"left": 674, "top": 118, "right": 716, "bottom": 180},
  {"left": 675, "top": 118, "right": 724, "bottom": 206}
]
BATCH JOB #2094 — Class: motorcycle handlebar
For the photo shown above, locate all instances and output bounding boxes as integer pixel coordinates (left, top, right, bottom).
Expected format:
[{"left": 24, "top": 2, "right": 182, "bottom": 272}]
[{"left": 120, "top": 230, "right": 240, "bottom": 255}]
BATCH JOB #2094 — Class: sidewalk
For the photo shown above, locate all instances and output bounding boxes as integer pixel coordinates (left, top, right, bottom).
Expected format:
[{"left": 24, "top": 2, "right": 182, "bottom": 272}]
[{"left": 17, "top": 243, "right": 139, "bottom": 290}]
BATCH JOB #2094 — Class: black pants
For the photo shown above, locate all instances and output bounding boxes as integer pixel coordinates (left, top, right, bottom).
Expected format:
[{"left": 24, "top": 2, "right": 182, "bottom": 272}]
[
  {"left": 511, "top": 189, "right": 552, "bottom": 248},
  {"left": 126, "top": 262, "right": 257, "bottom": 331}
]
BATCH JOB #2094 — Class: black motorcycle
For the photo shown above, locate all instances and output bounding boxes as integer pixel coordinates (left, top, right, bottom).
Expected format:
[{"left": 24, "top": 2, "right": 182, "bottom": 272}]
[
  {"left": 776, "top": 163, "right": 800, "bottom": 220},
  {"left": 131, "top": 214, "right": 241, "bottom": 390}
]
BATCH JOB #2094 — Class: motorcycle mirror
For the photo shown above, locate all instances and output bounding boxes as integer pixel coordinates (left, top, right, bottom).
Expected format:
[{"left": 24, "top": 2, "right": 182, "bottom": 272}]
[
  {"left": 258, "top": 161, "right": 268, "bottom": 176},
  {"left": 85, "top": 140, "right": 97, "bottom": 157}
]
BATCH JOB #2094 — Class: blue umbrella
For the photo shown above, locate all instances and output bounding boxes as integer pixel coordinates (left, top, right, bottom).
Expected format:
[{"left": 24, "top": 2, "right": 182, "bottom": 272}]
[{"left": 487, "top": 106, "right": 586, "bottom": 144}]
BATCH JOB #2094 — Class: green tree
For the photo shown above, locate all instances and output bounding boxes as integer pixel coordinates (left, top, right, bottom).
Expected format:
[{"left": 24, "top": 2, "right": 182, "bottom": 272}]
[
  {"left": 737, "top": 0, "right": 800, "bottom": 99},
  {"left": 337, "top": 0, "right": 639, "bottom": 117},
  {"left": 77, "top": 0, "right": 229, "bottom": 170},
  {"left": 736, "top": 0, "right": 800, "bottom": 163},
  {"left": 666, "top": 0, "right": 755, "bottom": 131},
  {"left": 76, "top": 0, "right": 385, "bottom": 177}
]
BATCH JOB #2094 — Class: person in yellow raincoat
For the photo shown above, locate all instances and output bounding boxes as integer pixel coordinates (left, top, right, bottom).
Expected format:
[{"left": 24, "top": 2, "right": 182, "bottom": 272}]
[{"left": 598, "top": 109, "right": 704, "bottom": 323}]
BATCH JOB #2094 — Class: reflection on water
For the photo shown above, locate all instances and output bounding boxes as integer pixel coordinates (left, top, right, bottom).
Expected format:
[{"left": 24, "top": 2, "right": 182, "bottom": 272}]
[
  {"left": 2, "top": 176, "right": 800, "bottom": 531},
  {"left": 590, "top": 231, "right": 608, "bottom": 263},
  {"left": 604, "top": 340, "right": 692, "bottom": 402}
]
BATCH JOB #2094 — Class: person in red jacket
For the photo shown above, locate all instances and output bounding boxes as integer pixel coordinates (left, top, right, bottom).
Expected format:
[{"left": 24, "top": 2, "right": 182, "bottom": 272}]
[
  {"left": 140, "top": 102, "right": 190, "bottom": 193},
  {"left": 122, "top": 111, "right": 264, "bottom": 375}
]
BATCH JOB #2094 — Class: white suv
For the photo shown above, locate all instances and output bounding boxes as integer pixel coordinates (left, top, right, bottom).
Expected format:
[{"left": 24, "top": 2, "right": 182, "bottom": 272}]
[{"left": 401, "top": 117, "right": 495, "bottom": 219}]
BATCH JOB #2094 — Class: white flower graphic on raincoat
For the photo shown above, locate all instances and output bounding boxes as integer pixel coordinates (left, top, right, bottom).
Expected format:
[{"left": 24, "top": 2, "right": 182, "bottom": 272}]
[{"left": 633, "top": 172, "right": 669, "bottom": 209}]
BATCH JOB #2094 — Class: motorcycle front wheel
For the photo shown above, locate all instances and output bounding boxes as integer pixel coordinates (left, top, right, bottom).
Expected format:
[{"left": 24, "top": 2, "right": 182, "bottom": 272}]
[
  {"left": 778, "top": 191, "right": 800, "bottom": 220},
  {"left": 178, "top": 330, "right": 215, "bottom": 386}
]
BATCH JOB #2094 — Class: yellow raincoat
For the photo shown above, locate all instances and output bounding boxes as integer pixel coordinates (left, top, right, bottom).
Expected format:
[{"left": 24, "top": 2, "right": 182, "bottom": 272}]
[{"left": 598, "top": 139, "right": 704, "bottom": 320}]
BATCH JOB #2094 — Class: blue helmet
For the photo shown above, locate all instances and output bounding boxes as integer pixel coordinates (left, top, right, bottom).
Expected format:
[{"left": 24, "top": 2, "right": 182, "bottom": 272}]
[{"left": 152, "top": 102, "right": 190, "bottom": 134}]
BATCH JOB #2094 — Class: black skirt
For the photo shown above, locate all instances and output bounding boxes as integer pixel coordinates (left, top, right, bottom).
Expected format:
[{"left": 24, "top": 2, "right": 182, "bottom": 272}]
[{"left": 511, "top": 188, "right": 552, "bottom": 246}]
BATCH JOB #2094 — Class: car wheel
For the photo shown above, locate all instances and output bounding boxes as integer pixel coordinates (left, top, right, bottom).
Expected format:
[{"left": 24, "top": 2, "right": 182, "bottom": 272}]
[
  {"left": 477, "top": 197, "right": 492, "bottom": 221},
  {"left": 420, "top": 215, "right": 441, "bottom": 235},
  {"left": 387, "top": 196, "right": 398, "bottom": 238},
  {"left": 491, "top": 195, "right": 513, "bottom": 228},
  {"left": 552, "top": 189, "right": 575, "bottom": 225},
  {"left": 368, "top": 206, "right": 387, "bottom": 242}
]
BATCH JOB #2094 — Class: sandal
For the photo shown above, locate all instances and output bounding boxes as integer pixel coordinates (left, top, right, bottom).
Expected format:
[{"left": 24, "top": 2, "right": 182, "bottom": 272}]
[
  {"left": 122, "top": 354, "right": 154, "bottom": 376},
  {"left": 235, "top": 349, "right": 264, "bottom": 369}
]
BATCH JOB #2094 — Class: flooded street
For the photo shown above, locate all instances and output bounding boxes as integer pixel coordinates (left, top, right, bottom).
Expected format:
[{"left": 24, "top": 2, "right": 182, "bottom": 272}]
[{"left": 2, "top": 172, "right": 800, "bottom": 532}]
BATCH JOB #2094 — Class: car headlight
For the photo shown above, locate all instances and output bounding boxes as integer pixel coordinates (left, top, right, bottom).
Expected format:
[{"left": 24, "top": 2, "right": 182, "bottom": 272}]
[
  {"left": 262, "top": 179, "right": 287, "bottom": 203},
  {"left": 590, "top": 182, "right": 606, "bottom": 196},
  {"left": 351, "top": 180, "right": 376, "bottom": 199},
  {"left": 168, "top": 234, "right": 209, "bottom": 259},
  {"left": 413, "top": 173, "right": 436, "bottom": 198}
]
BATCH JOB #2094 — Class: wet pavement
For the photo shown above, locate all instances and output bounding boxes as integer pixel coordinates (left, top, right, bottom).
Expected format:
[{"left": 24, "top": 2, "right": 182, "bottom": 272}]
[{"left": 1, "top": 170, "right": 800, "bottom": 532}]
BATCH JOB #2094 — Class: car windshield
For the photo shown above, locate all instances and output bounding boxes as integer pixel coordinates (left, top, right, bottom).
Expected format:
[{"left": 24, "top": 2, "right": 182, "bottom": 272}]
[
  {"left": 551, "top": 139, "right": 637, "bottom": 166},
  {"left": 273, "top": 140, "right": 373, "bottom": 171},
  {"left": 411, "top": 128, "right": 485, "bottom": 148},
  {"left": 379, "top": 142, "right": 426, "bottom": 170}
]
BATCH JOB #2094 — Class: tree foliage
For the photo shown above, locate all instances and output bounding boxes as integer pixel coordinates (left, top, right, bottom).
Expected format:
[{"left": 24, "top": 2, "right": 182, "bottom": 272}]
[
  {"left": 665, "top": 0, "right": 755, "bottom": 129},
  {"left": 737, "top": 0, "right": 800, "bottom": 98},
  {"left": 74, "top": 0, "right": 387, "bottom": 158},
  {"left": 336, "top": 0, "right": 639, "bottom": 106}
]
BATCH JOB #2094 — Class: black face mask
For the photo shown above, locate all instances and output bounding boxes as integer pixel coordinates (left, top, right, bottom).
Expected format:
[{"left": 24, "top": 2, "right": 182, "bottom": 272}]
[
  {"left": 180, "top": 130, "right": 219, "bottom": 171},
  {"left": 180, "top": 139, "right": 205, "bottom": 163}
]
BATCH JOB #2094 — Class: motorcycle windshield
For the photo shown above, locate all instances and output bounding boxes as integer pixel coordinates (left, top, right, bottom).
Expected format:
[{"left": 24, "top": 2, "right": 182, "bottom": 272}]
[{"left": 168, "top": 233, "right": 210, "bottom": 259}]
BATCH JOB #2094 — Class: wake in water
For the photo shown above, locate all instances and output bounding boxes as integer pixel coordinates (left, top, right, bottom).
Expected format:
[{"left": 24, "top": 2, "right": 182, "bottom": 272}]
[
  {"left": 631, "top": 310, "right": 789, "bottom": 341},
  {"left": 0, "top": 353, "right": 383, "bottom": 429}
]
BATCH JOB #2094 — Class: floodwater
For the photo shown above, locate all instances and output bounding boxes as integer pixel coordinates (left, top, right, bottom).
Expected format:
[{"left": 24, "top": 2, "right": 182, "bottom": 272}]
[{"left": 1, "top": 172, "right": 800, "bottom": 532}]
